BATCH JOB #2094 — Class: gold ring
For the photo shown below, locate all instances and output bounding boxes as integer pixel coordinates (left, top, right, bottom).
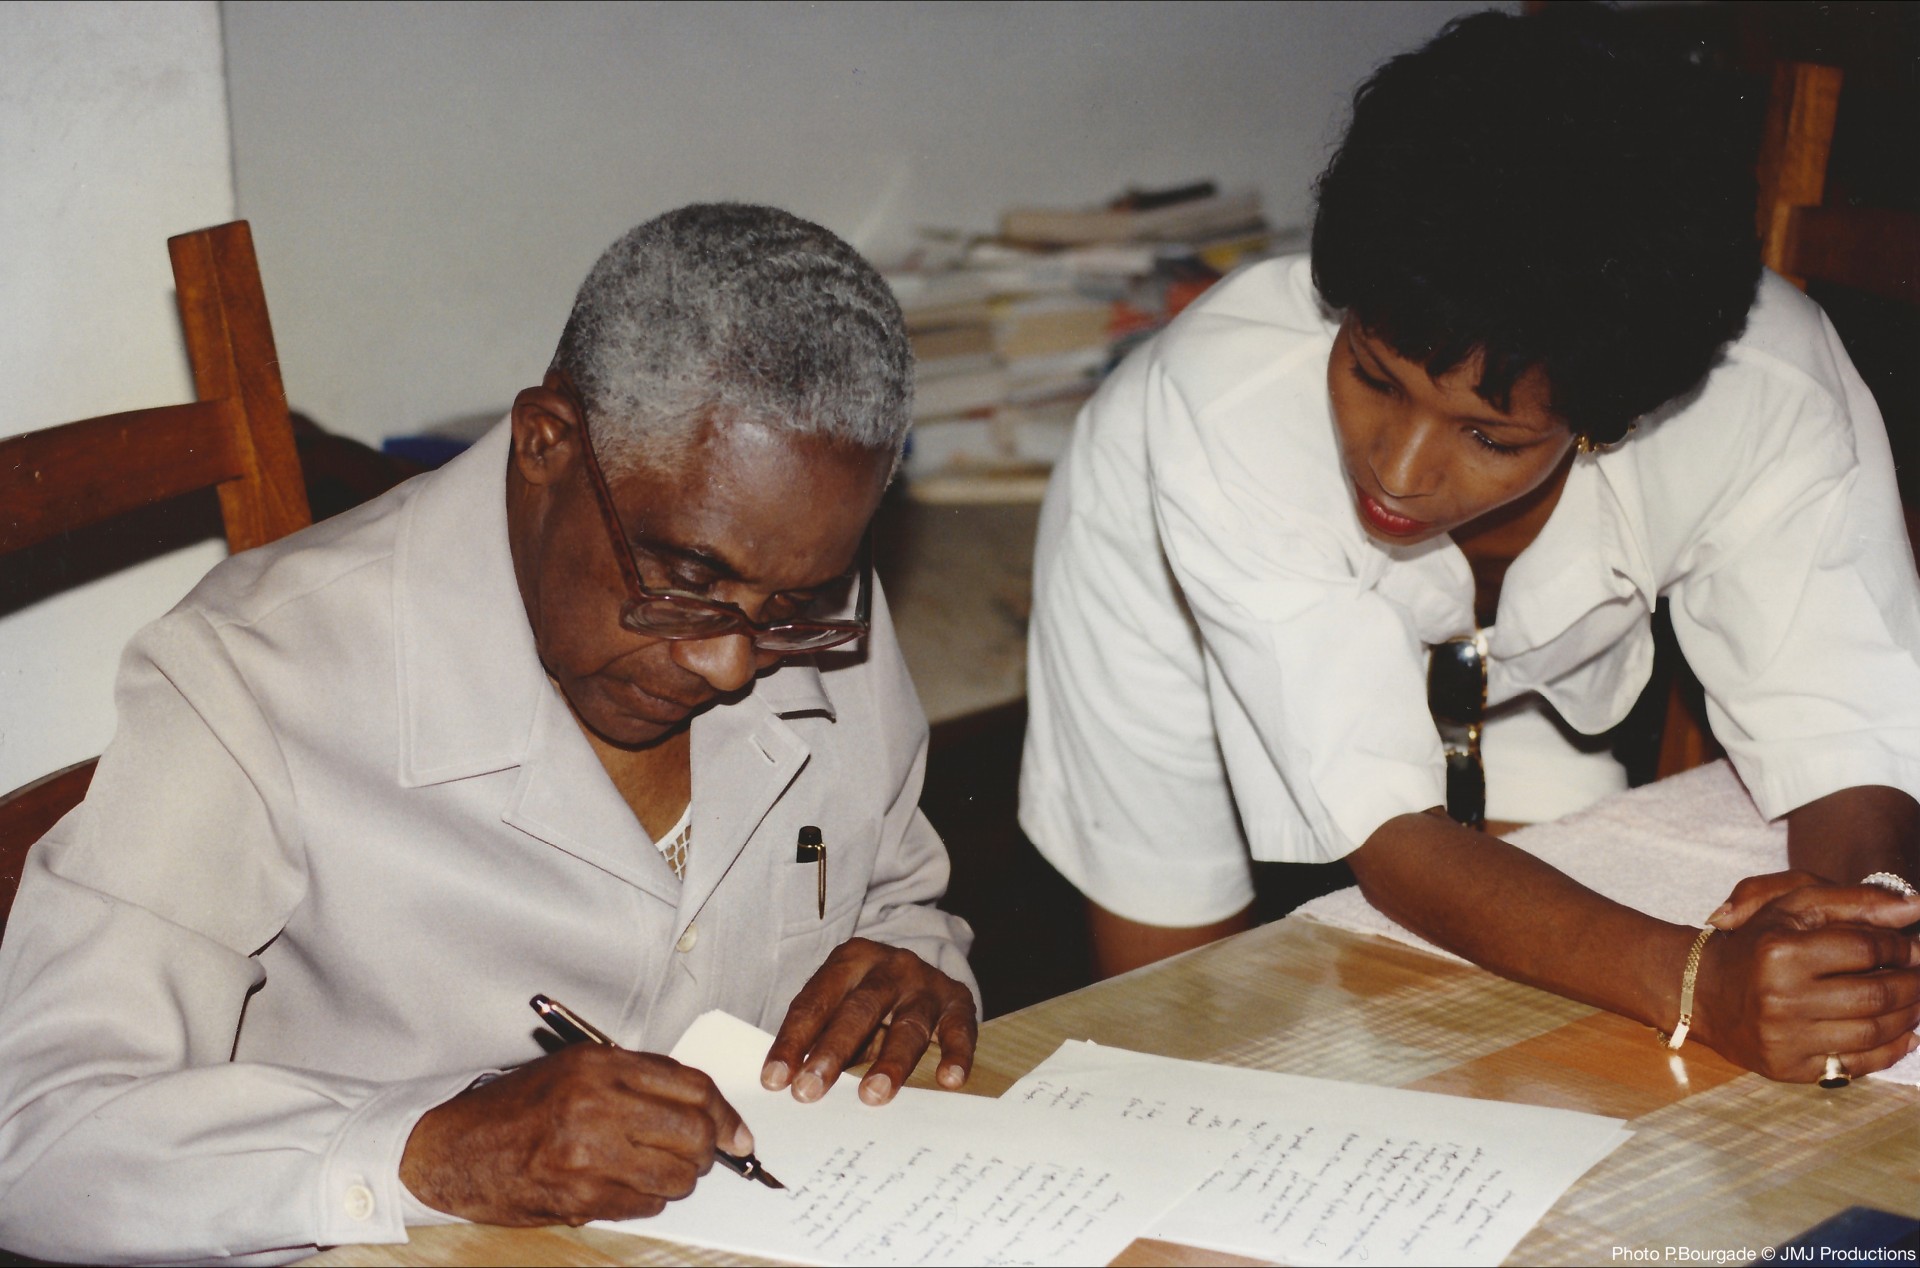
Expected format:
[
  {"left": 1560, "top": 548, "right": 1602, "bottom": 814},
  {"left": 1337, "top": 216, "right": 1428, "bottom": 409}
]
[{"left": 1819, "top": 1054, "right": 1850, "bottom": 1089}]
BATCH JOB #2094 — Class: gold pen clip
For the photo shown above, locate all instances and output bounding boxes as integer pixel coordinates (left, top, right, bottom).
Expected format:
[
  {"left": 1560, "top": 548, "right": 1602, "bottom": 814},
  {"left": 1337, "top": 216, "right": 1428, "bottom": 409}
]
[{"left": 796, "top": 825, "right": 826, "bottom": 919}]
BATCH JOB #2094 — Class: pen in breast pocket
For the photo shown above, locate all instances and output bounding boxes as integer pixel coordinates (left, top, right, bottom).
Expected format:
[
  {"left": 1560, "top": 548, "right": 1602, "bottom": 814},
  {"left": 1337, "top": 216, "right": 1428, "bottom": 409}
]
[
  {"left": 528, "top": 994, "right": 786, "bottom": 1190},
  {"left": 797, "top": 825, "right": 826, "bottom": 919}
]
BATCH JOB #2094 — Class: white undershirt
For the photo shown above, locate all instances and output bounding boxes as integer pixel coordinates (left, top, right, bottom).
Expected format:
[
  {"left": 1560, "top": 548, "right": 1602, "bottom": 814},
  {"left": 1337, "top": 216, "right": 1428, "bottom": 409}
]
[{"left": 656, "top": 804, "right": 692, "bottom": 879}]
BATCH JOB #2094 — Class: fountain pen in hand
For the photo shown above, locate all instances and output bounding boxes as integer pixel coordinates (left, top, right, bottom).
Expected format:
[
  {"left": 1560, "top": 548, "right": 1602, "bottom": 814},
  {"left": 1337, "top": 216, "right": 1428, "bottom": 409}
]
[{"left": 529, "top": 994, "right": 786, "bottom": 1190}]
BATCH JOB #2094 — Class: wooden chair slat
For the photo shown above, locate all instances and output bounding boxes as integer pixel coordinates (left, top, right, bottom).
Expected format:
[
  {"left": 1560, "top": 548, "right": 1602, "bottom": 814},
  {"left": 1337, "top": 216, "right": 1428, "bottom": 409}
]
[
  {"left": 1783, "top": 206, "right": 1920, "bottom": 306},
  {"left": 0, "top": 759, "right": 96, "bottom": 935},
  {"left": 1755, "top": 62, "right": 1843, "bottom": 284},
  {"left": 171, "top": 221, "right": 310, "bottom": 552},
  {"left": 0, "top": 399, "right": 245, "bottom": 553},
  {"left": 0, "top": 221, "right": 310, "bottom": 937}
]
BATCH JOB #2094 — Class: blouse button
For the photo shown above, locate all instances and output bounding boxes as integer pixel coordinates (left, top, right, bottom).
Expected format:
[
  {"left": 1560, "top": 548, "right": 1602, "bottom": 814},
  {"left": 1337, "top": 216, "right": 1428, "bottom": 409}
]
[
  {"left": 676, "top": 923, "right": 699, "bottom": 953},
  {"left": 343, "top": 1183, "right": 375, "bottom": 1221}
]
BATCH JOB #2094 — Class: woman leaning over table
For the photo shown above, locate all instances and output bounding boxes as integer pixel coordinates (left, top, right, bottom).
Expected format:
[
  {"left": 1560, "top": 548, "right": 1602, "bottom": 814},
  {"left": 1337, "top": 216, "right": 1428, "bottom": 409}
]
[{"left": 1019, "top": 7, "right": 1920, "bottom": 1085}]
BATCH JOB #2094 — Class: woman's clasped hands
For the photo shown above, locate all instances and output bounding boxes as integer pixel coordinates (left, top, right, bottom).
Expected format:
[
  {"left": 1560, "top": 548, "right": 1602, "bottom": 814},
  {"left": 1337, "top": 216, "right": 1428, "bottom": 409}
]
[{"left": 1693, "top": 871, "right": 1920, "bottom": 1083}]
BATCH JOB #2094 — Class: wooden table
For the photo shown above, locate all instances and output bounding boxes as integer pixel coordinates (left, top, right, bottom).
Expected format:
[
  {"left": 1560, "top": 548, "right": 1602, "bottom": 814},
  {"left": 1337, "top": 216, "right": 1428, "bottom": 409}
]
[{"left": 302, "top": 917, "right": 1919, "bottom": 1267}]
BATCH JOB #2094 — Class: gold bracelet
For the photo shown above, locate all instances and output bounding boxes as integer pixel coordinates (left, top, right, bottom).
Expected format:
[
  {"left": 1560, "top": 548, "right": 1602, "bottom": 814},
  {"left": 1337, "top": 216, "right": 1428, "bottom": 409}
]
[{"left": 1658, "top": 924, "right": 1717, "bottom": 1051}]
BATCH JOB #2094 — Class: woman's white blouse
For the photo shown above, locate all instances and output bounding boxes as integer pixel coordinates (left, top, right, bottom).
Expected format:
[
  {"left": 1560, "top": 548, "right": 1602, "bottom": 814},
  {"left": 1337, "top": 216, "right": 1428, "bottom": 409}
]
[{"left": 1019, "top": 254, "right": 1920, "bottom": 926}]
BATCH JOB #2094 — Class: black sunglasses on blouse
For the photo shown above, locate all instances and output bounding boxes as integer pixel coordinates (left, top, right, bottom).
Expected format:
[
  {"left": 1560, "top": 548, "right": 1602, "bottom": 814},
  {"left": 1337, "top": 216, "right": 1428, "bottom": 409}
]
[{"left": 1427, "top": 633, "right": 1488, "bottom": 829}]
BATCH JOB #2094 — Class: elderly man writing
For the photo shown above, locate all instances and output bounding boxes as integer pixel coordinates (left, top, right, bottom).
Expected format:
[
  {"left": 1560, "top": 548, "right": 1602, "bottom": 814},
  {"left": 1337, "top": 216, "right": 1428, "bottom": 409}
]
[{"left": 0, "top": 204, "right": 977, "bottom": 1263}]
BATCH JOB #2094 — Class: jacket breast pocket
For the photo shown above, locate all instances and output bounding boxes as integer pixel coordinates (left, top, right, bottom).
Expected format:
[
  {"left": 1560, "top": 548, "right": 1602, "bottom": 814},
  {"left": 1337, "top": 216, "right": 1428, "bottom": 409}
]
[{"left": 775, "top": 814, "right": 876, "bottom": 939}]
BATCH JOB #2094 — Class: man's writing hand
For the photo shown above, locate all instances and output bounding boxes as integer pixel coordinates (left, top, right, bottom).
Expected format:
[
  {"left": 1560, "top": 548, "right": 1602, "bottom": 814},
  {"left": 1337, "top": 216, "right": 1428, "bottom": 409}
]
[
  {"left": 1694, "top": 884, "right": 1920, "bottom": 1082},
  {"left": 761, "top": 937, "right": 977, "bottom": 1106},
  {"left": 400, "top": 1044, "right": 750, "bottom": 1225}
]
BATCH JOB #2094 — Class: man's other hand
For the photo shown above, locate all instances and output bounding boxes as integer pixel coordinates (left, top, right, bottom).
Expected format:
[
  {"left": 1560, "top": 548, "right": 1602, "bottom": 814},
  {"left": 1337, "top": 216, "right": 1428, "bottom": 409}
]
[
  {"left": 400, "top": 1044, "right": 750, "bottom": 1225},
  {"left": 761, "top": 937, "right": 977, "bottom": 1106}
]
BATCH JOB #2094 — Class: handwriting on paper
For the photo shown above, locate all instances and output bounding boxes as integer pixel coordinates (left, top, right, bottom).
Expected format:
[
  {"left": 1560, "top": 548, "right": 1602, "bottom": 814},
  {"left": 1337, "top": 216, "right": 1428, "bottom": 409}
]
[
  {"left": 617, "top": 1011, "right": 1216, "bottom": 1267},
  {"left": 778, "top": 1139, "right": 1128, "bottom": 1265},
  {"left": 1018, "top": 1080, "right": 1513, "bottom": 1262},
  {"left": 1008, "top": 1043, "right": 1629, "bottom": 1268}
]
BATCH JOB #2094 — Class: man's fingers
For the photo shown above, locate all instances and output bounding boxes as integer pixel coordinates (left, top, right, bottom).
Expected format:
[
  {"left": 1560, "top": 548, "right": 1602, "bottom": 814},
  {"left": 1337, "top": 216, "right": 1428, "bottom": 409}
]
[
  {"left": 791, "top": 972, "right": 900, "bottom": 1101},
  {"left": 858, "top": 1008, "right": 937, "bottom": 1105},
  {"left": 932, "top": 997, "right": 978, "bottom": 1090},
  {"left": 859, "top": 986, "right": 978, "bottom": 1102},
  {"left": 767, "top": 940, "right": 979, "bottom": 1106},
  {"left": 763, "top": 952, "right": 867, "bottom": 1090},
  {"left": 615, "top": 1053, "right": 754, "bottom": 1157},
  {"left": 614, "top": 1145, "right": 705, "bottom": 1202}
]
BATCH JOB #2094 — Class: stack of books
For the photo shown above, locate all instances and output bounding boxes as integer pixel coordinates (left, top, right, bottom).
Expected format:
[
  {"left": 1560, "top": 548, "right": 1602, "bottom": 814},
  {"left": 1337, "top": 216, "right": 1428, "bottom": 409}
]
[{"left": 889, "top": 181, "right": 1276, "bottom": 504}]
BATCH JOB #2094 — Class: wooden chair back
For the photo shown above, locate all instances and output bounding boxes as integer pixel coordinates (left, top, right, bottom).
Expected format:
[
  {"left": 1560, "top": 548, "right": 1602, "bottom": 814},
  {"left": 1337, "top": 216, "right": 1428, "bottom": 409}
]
[
  {"left": 1756, "top": 62, "right": 1920, "bottom": 303},
  {"left": 0, "top": 220, "right": 310, "bottom": 935},
  {"left": 1657, "top": 62, "right": 1920, "bottom": 779}
]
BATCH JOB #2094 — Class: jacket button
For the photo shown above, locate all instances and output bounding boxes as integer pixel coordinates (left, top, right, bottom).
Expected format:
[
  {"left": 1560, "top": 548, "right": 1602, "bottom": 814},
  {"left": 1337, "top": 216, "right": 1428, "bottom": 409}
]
[
  {"left": 676, "top": 923, "right": 699, "bottom": 953},
  {"left": 344, "top": 1183, "right": 375, "bottom": 1221}
]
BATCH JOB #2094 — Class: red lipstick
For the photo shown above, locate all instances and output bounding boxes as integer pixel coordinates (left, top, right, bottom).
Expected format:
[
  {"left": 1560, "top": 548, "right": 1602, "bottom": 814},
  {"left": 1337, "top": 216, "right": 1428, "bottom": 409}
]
[{"left": 1356, "top": 490, "right": 1430, "bottom": 538}]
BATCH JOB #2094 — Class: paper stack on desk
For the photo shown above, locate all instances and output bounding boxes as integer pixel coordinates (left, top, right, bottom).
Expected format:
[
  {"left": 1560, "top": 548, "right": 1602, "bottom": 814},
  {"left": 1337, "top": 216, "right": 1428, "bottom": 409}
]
[{"left": 604, "top": 1011, "right": 1628, "bottom": 1267}]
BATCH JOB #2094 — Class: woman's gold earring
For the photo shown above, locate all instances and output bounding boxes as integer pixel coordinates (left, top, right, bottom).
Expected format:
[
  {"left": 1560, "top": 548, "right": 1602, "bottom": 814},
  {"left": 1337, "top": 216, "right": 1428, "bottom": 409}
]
[{"left": 1577, "top": 423, "right": 1637, "bottom": 457}]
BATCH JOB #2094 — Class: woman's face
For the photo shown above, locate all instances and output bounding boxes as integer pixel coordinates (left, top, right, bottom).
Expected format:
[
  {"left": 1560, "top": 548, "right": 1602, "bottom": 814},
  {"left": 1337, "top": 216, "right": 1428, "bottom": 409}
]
[{"left": 1327, "top": 320, "right": 1576, "bottom": 548}]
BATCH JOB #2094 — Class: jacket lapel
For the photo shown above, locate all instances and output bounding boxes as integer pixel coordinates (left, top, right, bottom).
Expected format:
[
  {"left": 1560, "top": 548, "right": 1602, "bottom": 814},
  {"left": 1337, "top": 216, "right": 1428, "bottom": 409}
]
[
  {"left": 503, "top": 679, "right": 682, "bottom": 905},
  {"left": 676, "top": 664, "right": 833, "bottom": 940}
]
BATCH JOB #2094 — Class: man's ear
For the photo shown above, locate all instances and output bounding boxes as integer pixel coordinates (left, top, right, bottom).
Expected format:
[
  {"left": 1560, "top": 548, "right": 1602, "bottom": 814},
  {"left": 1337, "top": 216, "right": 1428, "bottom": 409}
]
[{"left": 509, "top": 372, "right": 584, "bottom": 488}]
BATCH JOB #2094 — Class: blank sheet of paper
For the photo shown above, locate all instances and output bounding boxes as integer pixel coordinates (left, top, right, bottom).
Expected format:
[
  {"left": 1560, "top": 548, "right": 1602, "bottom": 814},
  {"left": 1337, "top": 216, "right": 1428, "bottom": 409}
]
[
  {"left": 1007, "top": 1040, "right": 1631, "bottom": 1267},
  {"left": 600, "top": 1011, "right": 1218, "bottom": 1266}
]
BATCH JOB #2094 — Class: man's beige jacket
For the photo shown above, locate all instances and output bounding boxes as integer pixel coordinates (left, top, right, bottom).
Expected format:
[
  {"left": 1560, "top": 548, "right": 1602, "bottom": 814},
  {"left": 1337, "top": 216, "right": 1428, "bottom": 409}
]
[{"left": 0, "top": 422, "right": 974, "bottom": 1264}]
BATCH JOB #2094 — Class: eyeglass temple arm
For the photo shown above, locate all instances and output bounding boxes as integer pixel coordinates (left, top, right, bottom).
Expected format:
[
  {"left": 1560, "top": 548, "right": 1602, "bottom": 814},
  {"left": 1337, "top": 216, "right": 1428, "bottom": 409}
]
[
  {"left": 854, "top": 526, "right": 875, "bottom": 626},
  {"left": 575, "top": 417, "right": 651, "bottom": 601}
]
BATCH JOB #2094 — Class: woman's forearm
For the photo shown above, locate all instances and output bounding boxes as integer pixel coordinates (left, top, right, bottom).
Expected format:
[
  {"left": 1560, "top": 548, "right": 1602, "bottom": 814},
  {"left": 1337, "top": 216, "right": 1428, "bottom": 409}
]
[
  {"left": 1785, "top": 785, "right": 1920, "bottom": 884},
  {"left": 1347, "top": 810, "right": 1701, "bottom": 1033}
]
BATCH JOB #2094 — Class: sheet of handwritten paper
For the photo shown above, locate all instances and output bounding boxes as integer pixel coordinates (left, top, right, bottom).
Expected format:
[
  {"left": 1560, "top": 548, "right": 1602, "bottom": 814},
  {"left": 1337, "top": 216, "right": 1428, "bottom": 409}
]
[
  {"left": 599, "top": 1011, "right": 1218, "bottom": 1266},
  {"left": 1007, "top": 1040, "right": 1632, "bottom": 1267}
]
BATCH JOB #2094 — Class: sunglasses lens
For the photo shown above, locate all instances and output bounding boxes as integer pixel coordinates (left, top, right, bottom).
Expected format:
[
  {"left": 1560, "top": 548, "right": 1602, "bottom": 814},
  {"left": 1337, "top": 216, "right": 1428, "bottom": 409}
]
[
  {"left": 1445, "top": 747, "right": 1486, "bottom": 828},
  {"left": 1427, "top": 640, "right": 1485, "bottom": 725}
]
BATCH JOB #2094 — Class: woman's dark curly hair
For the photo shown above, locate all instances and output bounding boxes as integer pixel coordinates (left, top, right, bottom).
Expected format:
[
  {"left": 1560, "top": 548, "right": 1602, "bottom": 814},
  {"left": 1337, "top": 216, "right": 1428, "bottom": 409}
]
[{"left": 1311, "top": 6, "right": 1762, "bottom": 444}]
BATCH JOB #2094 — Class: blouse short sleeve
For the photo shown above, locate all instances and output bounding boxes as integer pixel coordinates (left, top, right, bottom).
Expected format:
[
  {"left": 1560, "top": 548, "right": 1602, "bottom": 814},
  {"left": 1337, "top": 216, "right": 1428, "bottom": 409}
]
[
  {"left": 1143, "top": 322, "right": 1445, "bottom": 862},
  {"left": 1663, "top": 325, "right": 1920, "bottom": 819}
]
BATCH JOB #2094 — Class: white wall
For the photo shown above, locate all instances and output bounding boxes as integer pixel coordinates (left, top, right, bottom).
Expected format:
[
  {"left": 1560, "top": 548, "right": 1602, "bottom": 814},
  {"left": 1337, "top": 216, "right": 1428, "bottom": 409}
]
[
  {"left": 0, "top": 1, "right": 237, "bottom": 792},
  {"left": 223, "top": 0, "right": 1497, "bottom": 448}
]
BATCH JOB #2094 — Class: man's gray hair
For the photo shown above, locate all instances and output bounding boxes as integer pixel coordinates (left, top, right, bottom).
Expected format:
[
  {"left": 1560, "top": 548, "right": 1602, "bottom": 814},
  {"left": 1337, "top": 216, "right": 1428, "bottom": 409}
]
[{"left": 552, "top": 203, "right": 913, "bottom": 472}]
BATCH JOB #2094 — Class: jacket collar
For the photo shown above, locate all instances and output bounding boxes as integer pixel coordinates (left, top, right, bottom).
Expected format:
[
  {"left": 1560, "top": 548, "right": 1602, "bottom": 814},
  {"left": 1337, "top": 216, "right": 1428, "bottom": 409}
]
[{"left": 392, "top": 420, "right": 542, "bottom": 787}]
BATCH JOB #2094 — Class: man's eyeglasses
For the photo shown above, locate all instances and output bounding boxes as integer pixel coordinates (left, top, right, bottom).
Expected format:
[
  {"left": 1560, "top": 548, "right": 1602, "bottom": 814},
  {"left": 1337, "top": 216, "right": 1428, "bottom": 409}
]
[
  {"left": 575, "top": 413, "right": 872, "bottom": 654},
  {"left": 1427, "top": 632, "right": 1488, "bottom": 828}
]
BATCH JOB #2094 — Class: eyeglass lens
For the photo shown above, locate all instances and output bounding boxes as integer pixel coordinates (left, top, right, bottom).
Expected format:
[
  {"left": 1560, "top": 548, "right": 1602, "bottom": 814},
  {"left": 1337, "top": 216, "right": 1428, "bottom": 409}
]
[{"left": 622, "top": 600, "right": 860, "bottom": 652}]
